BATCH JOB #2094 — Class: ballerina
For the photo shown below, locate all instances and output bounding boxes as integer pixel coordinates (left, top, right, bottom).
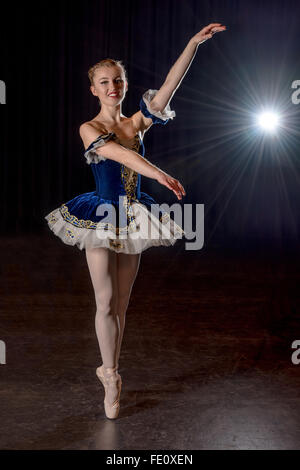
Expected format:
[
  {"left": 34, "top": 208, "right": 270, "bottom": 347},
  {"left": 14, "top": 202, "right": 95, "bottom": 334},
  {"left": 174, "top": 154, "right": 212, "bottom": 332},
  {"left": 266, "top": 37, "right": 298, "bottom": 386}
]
[{"left": 45, "top": 23, "right": 226, "bottom": 419}]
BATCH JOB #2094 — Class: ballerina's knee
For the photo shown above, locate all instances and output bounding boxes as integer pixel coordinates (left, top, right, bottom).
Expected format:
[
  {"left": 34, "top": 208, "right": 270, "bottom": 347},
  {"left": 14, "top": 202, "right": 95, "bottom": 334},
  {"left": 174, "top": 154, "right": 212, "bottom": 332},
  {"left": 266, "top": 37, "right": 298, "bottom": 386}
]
[{"left": 95, "top": 291, "right": 118, "bottom": 316}]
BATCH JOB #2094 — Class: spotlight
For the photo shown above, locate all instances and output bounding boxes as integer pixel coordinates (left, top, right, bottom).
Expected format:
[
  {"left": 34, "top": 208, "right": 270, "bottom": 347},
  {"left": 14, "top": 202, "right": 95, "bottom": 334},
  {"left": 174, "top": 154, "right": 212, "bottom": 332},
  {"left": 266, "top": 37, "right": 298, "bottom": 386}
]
[{"left": 257, "top": 112, "right": 279, "bottom": 132}]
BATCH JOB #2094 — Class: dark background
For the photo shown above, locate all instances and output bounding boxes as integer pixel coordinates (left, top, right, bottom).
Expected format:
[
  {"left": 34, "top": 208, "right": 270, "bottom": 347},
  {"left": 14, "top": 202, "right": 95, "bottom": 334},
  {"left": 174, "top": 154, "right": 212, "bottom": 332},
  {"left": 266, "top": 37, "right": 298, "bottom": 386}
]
[
  {"left": 1, "top": 0, "right": 299, "bottom": 250},
  {"left": 0, "top": 1, "right": 300, "bottom": 449}
]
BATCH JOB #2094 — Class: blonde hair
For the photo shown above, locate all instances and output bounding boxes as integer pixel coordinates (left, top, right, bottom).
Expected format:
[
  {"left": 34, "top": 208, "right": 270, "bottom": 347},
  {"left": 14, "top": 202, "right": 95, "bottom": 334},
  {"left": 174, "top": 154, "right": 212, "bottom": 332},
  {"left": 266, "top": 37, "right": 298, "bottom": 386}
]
[{"left": 88, "top": 58, "right": 128, "bottom": 86}]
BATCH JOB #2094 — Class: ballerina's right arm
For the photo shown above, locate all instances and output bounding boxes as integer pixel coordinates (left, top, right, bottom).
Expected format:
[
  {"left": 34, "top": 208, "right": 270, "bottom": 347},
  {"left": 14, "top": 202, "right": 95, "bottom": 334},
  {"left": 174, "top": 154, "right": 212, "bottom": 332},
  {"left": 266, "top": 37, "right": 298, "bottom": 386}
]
[{"left": 79, "top": 122, "right": 185, "bottom": 200}]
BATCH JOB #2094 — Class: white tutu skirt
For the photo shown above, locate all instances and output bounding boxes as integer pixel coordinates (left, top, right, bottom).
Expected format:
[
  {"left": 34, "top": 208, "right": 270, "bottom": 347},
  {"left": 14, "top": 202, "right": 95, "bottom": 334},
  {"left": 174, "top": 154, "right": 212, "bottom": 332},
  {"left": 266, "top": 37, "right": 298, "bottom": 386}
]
[{"left": 45, "top": 198, "right": 185, "bottom": 254}]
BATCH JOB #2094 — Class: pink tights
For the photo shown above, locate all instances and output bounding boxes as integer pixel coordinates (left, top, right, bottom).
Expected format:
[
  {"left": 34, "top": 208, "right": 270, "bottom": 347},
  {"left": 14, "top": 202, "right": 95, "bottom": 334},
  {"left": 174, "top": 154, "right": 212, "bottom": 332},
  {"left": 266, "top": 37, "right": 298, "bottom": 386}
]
[{"left": 85, "top": 247, "right": 141, "bottom": 369}]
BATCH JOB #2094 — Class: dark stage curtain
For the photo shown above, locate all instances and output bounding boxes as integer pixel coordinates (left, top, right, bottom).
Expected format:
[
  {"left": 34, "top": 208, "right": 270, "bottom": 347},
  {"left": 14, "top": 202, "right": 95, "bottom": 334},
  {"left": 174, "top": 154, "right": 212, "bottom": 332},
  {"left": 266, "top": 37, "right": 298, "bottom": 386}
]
[{"left": 1, "top": 0, "right": 299, "bottom": 249}]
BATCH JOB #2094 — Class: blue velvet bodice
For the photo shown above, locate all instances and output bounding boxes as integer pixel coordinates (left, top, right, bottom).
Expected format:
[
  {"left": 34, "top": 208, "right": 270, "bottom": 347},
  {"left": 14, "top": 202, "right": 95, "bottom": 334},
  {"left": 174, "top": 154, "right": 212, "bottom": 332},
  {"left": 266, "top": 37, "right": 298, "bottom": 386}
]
[{"left": 89, "top": 134, "right": 143, "bottom": 202}]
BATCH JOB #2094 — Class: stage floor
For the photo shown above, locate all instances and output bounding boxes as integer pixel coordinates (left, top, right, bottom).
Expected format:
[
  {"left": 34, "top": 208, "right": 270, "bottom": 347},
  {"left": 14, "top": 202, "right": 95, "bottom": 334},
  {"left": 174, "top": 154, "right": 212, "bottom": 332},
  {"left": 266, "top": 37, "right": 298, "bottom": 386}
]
[{"left": 0, "top": 231, "right": 299, "bottom": 450}]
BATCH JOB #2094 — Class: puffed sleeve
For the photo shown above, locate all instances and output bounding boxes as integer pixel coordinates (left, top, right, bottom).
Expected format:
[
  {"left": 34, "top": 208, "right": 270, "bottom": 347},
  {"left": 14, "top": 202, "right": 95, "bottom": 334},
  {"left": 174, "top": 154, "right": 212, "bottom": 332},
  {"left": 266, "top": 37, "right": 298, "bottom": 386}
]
[
  {"left": 83, "top": 132, "right": 115, "bottom": 164},
  {"left": 139, "top": 89, "right": 176, "bottom": 125}
]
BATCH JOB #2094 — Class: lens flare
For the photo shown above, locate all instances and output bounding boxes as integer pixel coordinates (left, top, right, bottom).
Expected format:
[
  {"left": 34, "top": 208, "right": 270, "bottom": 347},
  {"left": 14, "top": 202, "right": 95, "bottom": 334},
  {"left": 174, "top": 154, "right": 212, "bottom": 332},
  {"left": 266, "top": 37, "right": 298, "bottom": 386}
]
[{"left": 257, "top": 112, "right": 280, "bottom": 132}]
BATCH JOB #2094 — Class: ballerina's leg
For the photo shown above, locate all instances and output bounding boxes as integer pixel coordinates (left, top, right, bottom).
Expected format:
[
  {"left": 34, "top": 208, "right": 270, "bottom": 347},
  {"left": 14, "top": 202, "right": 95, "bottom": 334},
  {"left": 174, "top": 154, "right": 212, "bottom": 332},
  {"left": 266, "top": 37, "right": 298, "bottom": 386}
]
[
  {"left": 115, "top": 252, "right": 141, "bottom": 366},
  {"left": 85, "top": 247, "right": 119, "bottom": 369}
]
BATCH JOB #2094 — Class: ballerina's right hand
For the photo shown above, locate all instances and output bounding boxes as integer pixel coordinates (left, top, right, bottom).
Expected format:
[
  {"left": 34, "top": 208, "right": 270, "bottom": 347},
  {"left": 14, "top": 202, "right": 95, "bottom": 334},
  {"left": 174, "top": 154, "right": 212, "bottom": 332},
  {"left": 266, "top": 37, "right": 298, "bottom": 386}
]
[{"left": 156, "top": 171, "right": 186, "bottom": 200}]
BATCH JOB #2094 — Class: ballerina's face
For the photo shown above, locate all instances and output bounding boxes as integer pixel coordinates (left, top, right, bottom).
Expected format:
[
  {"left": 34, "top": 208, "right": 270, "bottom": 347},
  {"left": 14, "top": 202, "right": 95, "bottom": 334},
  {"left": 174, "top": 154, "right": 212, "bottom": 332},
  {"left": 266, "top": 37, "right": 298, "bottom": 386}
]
[{"left": 91, "top": 65, "right": 127, "bottom": 106}]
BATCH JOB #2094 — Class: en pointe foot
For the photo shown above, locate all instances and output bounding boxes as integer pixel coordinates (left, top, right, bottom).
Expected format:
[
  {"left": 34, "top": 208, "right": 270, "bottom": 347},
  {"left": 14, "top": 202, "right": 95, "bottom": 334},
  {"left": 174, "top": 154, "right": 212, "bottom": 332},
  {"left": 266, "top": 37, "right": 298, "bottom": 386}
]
[{"left": 96, "top": 365, "right": 122, "bottom": 419}]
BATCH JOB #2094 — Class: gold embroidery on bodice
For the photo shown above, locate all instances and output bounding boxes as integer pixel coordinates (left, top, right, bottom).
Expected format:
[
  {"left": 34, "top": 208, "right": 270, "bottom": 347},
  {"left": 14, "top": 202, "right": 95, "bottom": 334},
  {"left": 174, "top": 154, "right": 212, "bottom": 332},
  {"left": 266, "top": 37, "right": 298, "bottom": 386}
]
[{"left": 113, "top": 133, "right": 141, "bottom": 201}]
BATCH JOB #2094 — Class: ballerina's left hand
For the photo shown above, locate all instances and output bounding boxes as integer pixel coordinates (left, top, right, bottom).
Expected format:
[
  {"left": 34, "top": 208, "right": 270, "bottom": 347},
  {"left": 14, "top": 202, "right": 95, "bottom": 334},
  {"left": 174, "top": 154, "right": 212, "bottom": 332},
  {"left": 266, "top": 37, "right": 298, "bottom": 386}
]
[{"left": 191, "top": 23, "right": 227, "bottom": 45}]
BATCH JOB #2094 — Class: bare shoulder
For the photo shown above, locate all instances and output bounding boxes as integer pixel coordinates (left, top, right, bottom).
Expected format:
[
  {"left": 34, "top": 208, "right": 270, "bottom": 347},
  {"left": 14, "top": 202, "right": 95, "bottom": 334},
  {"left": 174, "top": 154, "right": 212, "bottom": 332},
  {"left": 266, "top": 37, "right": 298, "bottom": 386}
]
[
  {"left": 131, "top": 110, "right": 153, "bottom": 136},
  {"left": 79, "top": 120, "right": 110, "bottom": 150}
]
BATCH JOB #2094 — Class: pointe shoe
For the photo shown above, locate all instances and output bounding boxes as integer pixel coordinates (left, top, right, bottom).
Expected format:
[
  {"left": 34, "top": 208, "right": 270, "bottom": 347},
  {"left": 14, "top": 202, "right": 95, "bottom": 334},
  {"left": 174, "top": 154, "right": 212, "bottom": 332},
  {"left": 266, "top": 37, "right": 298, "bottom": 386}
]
[{"left": 96, "top": 365, "right": 122, "bottom": 419}]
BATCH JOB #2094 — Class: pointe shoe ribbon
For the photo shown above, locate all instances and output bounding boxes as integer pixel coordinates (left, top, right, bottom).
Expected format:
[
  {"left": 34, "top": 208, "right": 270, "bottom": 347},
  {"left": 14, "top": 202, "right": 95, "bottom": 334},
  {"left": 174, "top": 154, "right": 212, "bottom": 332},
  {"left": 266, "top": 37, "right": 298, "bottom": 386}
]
[{"left": 96, "top": 365, "right": 122, "bottom": 419}]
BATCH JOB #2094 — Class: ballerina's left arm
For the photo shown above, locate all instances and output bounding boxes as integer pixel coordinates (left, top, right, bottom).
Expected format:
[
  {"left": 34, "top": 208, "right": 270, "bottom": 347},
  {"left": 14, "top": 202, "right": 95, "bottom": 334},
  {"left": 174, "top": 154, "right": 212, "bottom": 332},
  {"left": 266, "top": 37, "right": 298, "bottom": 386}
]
[{"left": 146, "top": 23, "right": 226, "bottom": 114}]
